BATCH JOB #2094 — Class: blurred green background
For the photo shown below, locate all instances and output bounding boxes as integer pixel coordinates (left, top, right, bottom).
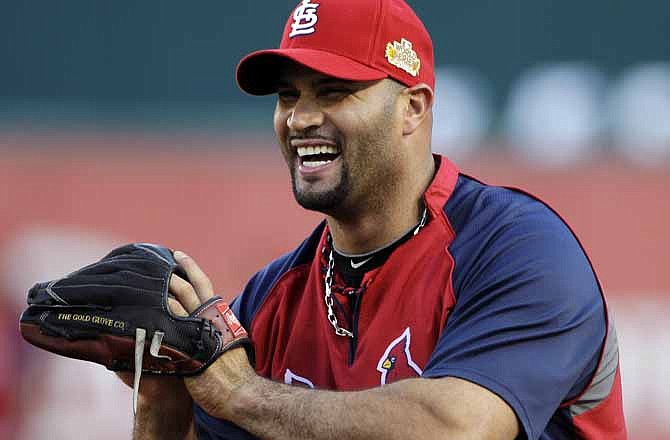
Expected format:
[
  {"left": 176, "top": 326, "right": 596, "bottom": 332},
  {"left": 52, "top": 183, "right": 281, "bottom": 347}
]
[{"left": 2, "top": 0, "right": 669, "bottom": 134}]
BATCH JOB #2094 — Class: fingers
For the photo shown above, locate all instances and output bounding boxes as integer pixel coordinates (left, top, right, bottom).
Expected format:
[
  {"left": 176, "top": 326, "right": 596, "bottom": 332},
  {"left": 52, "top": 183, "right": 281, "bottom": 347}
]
[
  {"left": 174, "top": 251, "right": 214, "bottom": 303},
  {"left": 169, "top": 250, "right": 215, "bottom": 314},
  {"left": 168, "top": 297, "right": 189, "bottom": 316},
  {"left": 169, "top": 274, "right": 202, "bottom": 314}
]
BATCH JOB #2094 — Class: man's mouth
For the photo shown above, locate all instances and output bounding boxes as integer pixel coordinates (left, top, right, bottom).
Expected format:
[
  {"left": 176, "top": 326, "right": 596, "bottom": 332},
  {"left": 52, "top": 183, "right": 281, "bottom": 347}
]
[{"left": 296, "top": 145, "right": 341, "bottom": 168}]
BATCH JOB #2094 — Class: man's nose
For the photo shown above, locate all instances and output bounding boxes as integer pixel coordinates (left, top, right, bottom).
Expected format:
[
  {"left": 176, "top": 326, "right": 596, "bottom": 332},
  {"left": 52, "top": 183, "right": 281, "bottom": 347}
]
[{"left": 287, "top": 98, "right": 324, "bottom": 131}]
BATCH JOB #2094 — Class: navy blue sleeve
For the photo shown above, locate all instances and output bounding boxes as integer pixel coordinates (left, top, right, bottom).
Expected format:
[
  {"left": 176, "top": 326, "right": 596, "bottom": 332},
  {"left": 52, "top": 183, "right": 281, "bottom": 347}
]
[
  {"left": 193, "top": 409, "right": 258, "bottom": 440},
  {"left": 423, "top": 186, "right": 606, "bottom": 440}
]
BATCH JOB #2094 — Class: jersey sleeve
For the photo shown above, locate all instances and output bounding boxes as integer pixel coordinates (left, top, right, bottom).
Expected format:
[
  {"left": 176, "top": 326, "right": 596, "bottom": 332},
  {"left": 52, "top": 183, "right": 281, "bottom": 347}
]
[{"left": 423, "top": 189, "right": 606, "bottom": 440}]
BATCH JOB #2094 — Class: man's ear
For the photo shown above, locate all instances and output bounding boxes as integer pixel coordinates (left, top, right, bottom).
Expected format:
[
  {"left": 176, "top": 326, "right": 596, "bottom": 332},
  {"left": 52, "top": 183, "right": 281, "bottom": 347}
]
[{"left": 402, "top": 84, "right": 434, "bottom": 135}]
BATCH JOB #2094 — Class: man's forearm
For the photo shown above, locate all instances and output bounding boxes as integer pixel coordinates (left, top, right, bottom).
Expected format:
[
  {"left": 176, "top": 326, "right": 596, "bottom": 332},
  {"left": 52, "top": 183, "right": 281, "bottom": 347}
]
[{"left": 224, "top": 376, "right": 456, "bottom": 440}]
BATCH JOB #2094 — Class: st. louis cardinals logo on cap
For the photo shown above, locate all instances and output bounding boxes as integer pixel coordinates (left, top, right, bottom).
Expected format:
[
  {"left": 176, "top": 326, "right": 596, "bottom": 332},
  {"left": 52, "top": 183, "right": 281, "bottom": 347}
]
[{"left": 289, "top": 0, "right": 320, "bottom": 38}]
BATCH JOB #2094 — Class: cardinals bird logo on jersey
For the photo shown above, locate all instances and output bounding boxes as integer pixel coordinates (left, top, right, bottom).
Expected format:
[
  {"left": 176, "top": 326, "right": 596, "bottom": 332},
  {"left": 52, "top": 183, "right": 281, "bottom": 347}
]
[
  {"left": 376, "top": 327, "right": 423, "bottom": 385},
  {"left": 284, "top": 368, "right": 315, "bottom": 388}
]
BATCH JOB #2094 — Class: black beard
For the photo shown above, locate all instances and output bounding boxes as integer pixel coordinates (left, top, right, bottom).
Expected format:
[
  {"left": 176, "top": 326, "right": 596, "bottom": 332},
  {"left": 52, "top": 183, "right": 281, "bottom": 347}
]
[{"left": 290, "top": 165, "right": 350, "bottom": 214}]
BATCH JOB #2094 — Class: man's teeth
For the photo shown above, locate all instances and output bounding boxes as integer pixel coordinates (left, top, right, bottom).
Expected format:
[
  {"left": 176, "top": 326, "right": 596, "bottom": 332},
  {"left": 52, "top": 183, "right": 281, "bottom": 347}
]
[
  {"left": 297, "top": 145, "right": 339, "bottom": 157},
  {"left": 302, "top": 160, "right": 330, "bottom": 168},
  {"left": 297, "top": 145, "right": 340, "bottom": 168}
]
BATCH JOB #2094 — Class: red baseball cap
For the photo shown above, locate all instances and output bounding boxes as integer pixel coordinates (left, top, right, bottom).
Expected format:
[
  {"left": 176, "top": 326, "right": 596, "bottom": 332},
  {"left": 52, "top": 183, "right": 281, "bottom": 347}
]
[{"left": 236, "top": 0, "right": 434, "bottom": 95}]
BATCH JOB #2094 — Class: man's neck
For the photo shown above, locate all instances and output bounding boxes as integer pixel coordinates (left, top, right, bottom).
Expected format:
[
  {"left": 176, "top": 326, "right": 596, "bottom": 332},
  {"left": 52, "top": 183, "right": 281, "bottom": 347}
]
[
  {"left": 326, "top": 155, "right": 436, "bottom": 254},
  {"left": 326, "top": 205, "right": 422, "bottom": 254}
]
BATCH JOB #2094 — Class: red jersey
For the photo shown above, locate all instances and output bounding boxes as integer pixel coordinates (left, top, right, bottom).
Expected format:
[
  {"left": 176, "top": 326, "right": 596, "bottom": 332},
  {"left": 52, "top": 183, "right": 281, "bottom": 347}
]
[{"left": 195, "top": 155, "right": 626, "bottom": 439}]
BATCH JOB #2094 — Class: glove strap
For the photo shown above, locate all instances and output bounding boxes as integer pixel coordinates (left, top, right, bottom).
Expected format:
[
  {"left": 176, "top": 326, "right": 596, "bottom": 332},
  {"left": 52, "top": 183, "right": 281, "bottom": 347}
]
[{"left": 192, "top": 297, "right": 249, "bottom": 352}]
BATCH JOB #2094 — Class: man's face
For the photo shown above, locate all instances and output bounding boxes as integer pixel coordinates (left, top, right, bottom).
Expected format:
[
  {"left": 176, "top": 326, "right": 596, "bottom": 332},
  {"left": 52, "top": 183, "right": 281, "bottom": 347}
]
[{"left": 273, "top": 63, "right": 404, "bottom": 215}]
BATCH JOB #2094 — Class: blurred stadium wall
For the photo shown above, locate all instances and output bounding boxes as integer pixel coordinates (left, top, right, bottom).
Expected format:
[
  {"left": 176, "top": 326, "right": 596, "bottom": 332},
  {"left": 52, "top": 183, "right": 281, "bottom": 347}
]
[{"left": 2, "top": 1, "right": 669, "bottom": 438}]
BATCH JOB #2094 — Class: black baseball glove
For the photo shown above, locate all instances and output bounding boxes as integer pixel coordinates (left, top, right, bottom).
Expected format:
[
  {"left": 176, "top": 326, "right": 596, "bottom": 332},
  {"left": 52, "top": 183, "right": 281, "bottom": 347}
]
[{"left": 19, "top": 243, "right": 253, "bottom": 411}]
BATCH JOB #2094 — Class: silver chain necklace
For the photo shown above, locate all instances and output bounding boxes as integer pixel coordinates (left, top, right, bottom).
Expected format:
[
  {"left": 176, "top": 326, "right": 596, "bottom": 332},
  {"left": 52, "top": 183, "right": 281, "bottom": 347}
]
[{"left": 323, "top": 208, "right": 429, "bottom": 338}]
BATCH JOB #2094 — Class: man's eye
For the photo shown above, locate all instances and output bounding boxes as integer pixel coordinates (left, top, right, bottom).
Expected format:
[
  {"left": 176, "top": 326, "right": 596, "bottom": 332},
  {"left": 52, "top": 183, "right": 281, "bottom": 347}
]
[{"left": 278, "top": 90, "right": 299, "bottom": 102}]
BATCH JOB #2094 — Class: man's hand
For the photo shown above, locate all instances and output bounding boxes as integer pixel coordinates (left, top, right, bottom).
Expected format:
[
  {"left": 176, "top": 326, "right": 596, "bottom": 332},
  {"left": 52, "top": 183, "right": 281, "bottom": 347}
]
[{"left": 170, "top": 251, "right": 256, "bottom": 420}]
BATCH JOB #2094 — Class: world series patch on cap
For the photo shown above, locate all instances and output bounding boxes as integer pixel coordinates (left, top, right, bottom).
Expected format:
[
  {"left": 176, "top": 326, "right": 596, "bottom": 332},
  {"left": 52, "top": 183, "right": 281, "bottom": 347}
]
[{"left": 236, "top": 0, "right": 435, "bottom": 95}]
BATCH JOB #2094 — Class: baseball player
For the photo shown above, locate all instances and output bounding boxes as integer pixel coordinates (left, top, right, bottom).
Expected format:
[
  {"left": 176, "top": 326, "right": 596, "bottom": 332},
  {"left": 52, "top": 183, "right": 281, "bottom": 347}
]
[{"left": 132, "top": 0, "right": 626, "bottom": 438}]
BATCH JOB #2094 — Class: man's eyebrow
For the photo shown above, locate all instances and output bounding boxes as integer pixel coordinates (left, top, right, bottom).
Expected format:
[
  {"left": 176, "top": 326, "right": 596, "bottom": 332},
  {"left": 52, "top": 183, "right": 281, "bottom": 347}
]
[
  {"left": 275, "top": 77, "right": 358, "bottom": 89},
  {"left": 313, "top": 78, "right": 352, "bottom": 86}
]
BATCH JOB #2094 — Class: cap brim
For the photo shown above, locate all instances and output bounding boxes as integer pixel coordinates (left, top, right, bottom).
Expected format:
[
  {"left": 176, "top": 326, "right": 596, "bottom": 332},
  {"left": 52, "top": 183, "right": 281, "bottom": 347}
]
[{"left": 236, "top": 49, "right": 388, "bottom": 96}]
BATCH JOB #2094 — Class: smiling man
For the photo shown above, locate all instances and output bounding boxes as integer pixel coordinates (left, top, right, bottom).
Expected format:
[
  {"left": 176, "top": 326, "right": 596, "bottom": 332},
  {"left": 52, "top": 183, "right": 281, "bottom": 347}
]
[{"left": 131, "top": 1, "right": 627, "bottom": 439}]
